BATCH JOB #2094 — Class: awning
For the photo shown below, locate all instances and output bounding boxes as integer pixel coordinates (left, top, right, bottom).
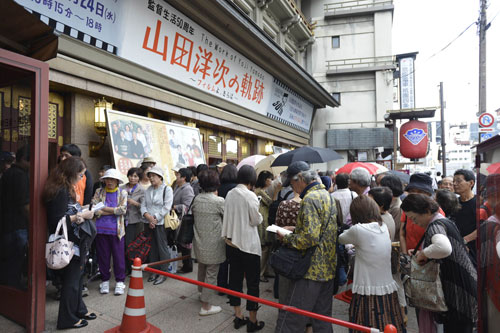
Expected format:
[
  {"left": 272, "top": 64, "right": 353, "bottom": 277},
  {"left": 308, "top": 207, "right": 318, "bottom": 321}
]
[{"left": 0, "top": 0, "right": 57, "bottom": 61}]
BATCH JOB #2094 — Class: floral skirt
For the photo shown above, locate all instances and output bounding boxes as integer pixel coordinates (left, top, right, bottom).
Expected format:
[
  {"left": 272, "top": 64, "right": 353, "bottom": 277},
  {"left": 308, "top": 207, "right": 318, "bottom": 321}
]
[{"left": 349, "top": 291, "right": 406, "bottom": 333}]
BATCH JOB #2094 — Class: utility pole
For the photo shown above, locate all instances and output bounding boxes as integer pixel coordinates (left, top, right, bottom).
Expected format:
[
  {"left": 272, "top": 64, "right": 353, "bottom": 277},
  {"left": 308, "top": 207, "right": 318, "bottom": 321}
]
[
  {"left": 439, "top": 82, "right": 446, "bottom": 177},
  {"left": 478, "top": 0, "right": 487, "bottom": 119}
]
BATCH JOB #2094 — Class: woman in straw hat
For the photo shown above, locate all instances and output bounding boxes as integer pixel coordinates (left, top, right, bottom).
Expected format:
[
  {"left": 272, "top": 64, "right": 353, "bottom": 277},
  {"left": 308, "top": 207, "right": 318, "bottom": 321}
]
[
  {"left": 92, "top": 168, "right": 128, "bottom": 296},
  {"left": 140, "top": 166, "right": 173, "bottom": 285}
]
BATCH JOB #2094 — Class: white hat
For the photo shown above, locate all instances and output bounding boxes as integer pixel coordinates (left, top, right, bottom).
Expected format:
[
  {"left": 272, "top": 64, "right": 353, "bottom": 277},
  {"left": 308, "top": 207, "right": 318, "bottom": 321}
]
[
  {"left": 172, "top": 163, "right": 186, "bottom": 173},
  {"left": 100, "top": 168, "right": 124, "bottom": 184},
  {"left": 217, "top": 162, "right": 227, "bottom": 168},
  {"left": 147, "top": 166, "right": 165, "bottom": 179}
]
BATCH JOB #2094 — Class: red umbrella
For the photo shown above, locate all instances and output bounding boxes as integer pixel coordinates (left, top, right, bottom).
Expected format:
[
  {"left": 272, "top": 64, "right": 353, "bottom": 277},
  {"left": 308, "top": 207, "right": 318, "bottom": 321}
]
[
  {"left": 335, "top": 162, "right": 380, "bottom": 175},
  {"left": 487, "top": 162, "right": 500, "bottom": 175}
]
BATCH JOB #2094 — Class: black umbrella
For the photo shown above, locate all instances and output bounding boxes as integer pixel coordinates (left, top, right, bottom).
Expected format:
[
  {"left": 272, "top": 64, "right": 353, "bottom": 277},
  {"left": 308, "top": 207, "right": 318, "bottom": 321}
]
[
  {"left": 387, "top": 170, "right": 410, "bottom": 184},
  {"left": 271, "top": 146, "right": 343, "bottom": 166}
]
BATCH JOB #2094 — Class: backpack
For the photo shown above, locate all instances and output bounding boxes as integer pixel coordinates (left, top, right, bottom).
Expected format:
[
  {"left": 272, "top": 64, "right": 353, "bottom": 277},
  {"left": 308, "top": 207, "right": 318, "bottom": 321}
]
[{"left": 268, "top": 190, "right": 293, "bottom": 226}]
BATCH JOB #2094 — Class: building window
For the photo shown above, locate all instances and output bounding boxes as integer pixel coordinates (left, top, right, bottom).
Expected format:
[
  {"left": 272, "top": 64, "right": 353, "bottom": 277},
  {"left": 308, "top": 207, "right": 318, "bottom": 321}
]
[
  {"left": 331, "top": 92, "right": 341, "bottom": 104},
  {"left": 332, "top": 36, "right": 340, "bottom": 48}
]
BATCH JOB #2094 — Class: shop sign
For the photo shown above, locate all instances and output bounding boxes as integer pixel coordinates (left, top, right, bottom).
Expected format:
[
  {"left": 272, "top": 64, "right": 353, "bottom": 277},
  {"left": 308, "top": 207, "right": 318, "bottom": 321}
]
[
  {"left": 106, "top": 109, "right": 205, "bottom": 184},
  {"left": 399, "top": 57, "right": 415, "bottom": 109},
  {"left": 18, "top": 0, "right": 314, "bottom": 132},
  {"left": 14, "top": 0, "right": 122, "bottom": 49},
  {"left": 267, "top": 79, "right": 314, "bottom": 132}
]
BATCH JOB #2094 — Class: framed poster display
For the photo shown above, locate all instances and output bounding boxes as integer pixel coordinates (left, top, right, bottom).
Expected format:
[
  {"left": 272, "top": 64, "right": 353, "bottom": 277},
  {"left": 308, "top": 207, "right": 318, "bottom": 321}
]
[{"left": 106, "top": 110, "right": 205, "bottom": 184}]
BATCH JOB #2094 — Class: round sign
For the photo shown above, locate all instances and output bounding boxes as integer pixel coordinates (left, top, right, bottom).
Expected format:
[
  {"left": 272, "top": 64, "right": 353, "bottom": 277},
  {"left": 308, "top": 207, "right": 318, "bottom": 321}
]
[{"left": 479, "top": 112, "right": 495, "bottom": 128}]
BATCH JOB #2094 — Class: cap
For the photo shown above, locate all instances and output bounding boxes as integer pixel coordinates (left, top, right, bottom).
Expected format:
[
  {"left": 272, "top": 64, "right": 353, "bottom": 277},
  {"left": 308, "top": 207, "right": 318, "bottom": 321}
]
[
  {"left": 100, "top": 168, "right": 124, "bottom": 184},
  {"left": 147, "top": 166, "right": 165, "bottom": 180},
  {"left": 405, "top": 173, "right": 434, "bottom": 195},
  {"left": 217, "top": 162, "right": 227, "bottom": 168},
  {"left": 283, "top": 161, "right": 310, "bottom": 187},
  {"left": 142, "top": 156, "right": 156, "bottom": 164},
  {"left": 172, "top": 163, "right": 186, "bottom": 173}
]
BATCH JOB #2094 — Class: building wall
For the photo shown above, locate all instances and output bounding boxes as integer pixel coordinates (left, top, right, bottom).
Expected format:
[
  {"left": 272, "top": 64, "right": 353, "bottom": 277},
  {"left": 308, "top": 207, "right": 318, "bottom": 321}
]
[{"left": 304, "top": 0, "right": 394, "bottom": 171}]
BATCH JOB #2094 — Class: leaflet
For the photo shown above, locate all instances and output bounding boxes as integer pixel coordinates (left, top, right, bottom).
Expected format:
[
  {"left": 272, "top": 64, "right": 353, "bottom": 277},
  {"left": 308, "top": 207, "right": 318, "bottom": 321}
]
[{"left": 266, "top": 224, "right": 293, "bottom": 235}]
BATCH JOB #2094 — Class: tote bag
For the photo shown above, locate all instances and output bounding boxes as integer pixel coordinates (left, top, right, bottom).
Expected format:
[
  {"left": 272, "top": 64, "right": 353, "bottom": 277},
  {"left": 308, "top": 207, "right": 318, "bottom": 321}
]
[{"left": 46, "top": 217, "right": 75, "bottom": 270}]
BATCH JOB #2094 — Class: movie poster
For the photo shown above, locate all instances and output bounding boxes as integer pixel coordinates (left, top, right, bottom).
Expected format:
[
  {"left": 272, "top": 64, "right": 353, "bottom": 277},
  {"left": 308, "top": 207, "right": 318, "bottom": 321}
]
[{"left": 106, "top": 110, "right": 205, "bottom": 184}]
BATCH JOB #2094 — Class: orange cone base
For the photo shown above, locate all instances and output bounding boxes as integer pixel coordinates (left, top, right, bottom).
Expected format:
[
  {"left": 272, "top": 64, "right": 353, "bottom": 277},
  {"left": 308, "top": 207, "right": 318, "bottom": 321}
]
[{"left": 104, "top": 322, "right": 162, "bottom": 333}]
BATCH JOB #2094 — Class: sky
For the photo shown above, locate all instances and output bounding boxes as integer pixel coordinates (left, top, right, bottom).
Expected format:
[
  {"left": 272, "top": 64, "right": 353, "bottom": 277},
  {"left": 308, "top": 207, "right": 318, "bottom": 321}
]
[{"left": 392, "top": 0, "right": 500, "bottom": 124}]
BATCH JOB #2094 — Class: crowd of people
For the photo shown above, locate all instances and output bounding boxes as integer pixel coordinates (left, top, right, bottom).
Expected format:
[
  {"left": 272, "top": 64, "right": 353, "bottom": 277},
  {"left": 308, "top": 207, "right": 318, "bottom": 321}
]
[{"left": 4, "top": 142, "right": 491, "bottom": 332}]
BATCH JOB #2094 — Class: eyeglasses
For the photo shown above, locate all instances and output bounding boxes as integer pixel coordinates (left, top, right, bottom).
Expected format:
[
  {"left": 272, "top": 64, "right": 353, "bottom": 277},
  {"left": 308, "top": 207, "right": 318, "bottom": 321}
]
[{"left": 453, "top": 179, "right": 465, "bottom": 184}]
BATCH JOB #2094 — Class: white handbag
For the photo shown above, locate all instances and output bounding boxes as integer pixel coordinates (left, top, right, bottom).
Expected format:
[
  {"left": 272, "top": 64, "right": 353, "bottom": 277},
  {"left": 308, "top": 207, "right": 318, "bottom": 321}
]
[{"left": 46, "top": 217, "right": 75, "bottom": 270}]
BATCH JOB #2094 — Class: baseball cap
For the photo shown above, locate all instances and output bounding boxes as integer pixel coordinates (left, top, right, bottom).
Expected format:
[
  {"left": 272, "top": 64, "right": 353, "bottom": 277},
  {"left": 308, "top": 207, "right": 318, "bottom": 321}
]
[{"left": 283, "top": 161, "right": 310, "bottom": 187}]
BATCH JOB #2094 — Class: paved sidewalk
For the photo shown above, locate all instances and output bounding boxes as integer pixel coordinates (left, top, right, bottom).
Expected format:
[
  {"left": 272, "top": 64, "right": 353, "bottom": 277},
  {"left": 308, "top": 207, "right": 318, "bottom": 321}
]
[{"left": 1, "top": 264, "right": 417, "bottom": 332}]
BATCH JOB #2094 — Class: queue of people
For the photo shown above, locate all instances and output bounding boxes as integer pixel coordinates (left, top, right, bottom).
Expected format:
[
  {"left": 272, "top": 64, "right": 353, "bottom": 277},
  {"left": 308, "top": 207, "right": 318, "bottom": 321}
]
[{"left": 36, "top": 143, "right": 498, "bottom": 332}]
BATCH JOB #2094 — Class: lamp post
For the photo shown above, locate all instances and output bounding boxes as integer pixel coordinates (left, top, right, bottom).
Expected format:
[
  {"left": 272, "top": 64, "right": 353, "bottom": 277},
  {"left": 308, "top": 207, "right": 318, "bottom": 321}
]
[{"left": 89, "top": 98, "right": 112, "bottom": 157}]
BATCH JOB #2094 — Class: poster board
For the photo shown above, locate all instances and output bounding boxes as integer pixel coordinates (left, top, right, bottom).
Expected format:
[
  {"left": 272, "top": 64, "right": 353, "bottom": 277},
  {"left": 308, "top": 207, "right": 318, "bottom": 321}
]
[{"left": 106, "top": 110, "right": 205, "bottom": 184}]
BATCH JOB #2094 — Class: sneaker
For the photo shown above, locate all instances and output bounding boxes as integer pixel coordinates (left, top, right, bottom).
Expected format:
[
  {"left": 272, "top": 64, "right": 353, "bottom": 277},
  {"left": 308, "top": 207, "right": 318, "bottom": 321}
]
[
  {"left": 82, "top": 286, "right": 89, "bottom": 297},
  {"left": 99, "top": 281, "right": 109, "bottom": 294},
  {"left": 114, "top": 282, "right": 126, "bottom": 295},
  {"left": 247, "top": 320, "right": 265, "bottom": 332},
  {"left": 199, "top": 305, "right": 222, "bottom": 316}
]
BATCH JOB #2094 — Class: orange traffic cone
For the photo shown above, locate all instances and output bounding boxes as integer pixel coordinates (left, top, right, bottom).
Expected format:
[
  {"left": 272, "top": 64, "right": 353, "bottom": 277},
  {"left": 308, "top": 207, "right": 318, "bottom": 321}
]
[
  {"left": 333, "top": 280, "right": 353, "bottom": 304},
  {"left": 105, "top": 258, "right": 161, "bottom": 333}
]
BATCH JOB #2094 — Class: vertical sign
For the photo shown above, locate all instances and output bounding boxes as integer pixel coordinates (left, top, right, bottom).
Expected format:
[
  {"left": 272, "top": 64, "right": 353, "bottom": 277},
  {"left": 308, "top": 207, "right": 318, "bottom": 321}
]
[{"left": 399, "top": 57, "right": 415, "bottom": 109}]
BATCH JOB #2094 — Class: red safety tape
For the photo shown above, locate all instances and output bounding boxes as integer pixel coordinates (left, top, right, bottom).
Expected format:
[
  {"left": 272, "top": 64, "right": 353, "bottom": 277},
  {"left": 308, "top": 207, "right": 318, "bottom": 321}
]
[{"left": 144, "top": 266, "right": 377, "bottom": 333}]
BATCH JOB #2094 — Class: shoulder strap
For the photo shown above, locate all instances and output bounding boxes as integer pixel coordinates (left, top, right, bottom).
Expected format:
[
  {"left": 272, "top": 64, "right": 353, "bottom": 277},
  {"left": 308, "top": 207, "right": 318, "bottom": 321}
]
[
  {"left": 318, "top": 195, "right": 334, "bottom": 244},
  {"left": 284, "top": 190, "right": 293, "bottom": 200}
]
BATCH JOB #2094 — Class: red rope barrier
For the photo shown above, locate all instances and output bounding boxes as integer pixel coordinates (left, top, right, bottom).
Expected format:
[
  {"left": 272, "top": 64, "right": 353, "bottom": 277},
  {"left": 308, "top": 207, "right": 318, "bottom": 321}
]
[{"left": 144, "top": 266, "right": 387, "bottom": 333}]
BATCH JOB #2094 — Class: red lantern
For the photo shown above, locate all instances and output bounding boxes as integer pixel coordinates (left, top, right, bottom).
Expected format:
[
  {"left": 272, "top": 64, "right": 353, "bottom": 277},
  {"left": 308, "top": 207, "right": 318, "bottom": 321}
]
[{"left": 400, "top": 120, "right": 428, "bottom": 159}]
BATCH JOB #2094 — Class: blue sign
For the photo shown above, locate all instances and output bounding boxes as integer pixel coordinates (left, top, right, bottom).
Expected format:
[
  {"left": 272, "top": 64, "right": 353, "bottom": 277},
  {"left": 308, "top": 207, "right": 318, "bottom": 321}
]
[
  {"left": 481, "top": 133, "right": 493, "bottom": 141},
  {"left": 403, "top": 128, "right": 427, "bottom": 145}
]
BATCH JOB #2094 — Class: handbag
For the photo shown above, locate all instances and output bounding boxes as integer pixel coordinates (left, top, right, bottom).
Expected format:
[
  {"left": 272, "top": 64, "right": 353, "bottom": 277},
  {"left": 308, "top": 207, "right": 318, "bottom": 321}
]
[
  {"left": 126, "top": 231, "right": 152, "bottom": 262},
  {"left": 164, "top": 209, "right": 180, "bottom": 230},
  {"left": 403, "top": 234, "right": 448, "bottom": 312},
  {"left": 162, "top": 186, "right": 180, "bottom": 230},
  {"left": 46, "top": 217, "right": 75, "bottom": 270},
  {"left": 175, "top": 199, "right": 195, "bottom": 244},
  {"left": 269, "top": 196, "right": 334, "bottom": 280}
]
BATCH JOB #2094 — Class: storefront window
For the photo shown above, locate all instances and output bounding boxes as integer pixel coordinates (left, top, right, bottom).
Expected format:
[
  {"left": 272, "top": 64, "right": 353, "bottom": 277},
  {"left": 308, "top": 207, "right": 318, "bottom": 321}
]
[
  {"left": 241, "top": 142, "right": 251, "bottom": 158},
  {"left": 208, "top": 135, "right": 222, "bottom": 156},
  {"left": 226, "top": 139, "right": 238, "bottom": 159}
]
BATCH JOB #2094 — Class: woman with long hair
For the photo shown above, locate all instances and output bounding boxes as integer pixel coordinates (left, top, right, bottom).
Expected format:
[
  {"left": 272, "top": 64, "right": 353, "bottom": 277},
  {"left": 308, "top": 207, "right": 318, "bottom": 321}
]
[
  {"left": 339, "top": 196, "right": 405, "bottom": 332},
  {"left": 43, "top": 157, "right": 96, "bottom": 329}
]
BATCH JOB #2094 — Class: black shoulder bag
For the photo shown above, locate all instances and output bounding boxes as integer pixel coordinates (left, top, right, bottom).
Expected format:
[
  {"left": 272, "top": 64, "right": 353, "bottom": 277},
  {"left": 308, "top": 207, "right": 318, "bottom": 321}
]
[
  {"left": 269, "top": 196, "right": 333, "bottom": 280},
  {"left": 175, "top": 197, "right": 196, "bottom": 244}
]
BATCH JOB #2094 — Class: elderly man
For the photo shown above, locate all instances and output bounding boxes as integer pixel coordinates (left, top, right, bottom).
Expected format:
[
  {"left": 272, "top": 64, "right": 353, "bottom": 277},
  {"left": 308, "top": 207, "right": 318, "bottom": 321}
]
[
  {"left": 439, "top": 176, "right": 454, "bottom": 192},
  {"left": 349, "top": 167, "right": 371, "bottom": 196},
  {"left": 275, "top": 161, "right": 337, "bottom": 333}
]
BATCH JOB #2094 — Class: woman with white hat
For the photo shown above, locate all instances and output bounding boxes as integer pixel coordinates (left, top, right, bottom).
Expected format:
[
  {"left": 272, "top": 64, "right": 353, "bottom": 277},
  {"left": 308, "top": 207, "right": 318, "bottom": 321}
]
[
  {"left": 91, "top": 168, "right": 128, "bottom": 295},
  {"left": 140, "top": 166, "right": 173, "bottom": 285}
]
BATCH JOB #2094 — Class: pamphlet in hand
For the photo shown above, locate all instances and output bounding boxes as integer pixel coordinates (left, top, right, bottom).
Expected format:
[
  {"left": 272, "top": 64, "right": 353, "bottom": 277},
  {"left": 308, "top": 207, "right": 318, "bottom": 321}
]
[
  {"left": 81, "top": 202, "right": 105, "bottom": 212},
  {"left": 266, "top": 224, "right": 293, "bottom": 235}
]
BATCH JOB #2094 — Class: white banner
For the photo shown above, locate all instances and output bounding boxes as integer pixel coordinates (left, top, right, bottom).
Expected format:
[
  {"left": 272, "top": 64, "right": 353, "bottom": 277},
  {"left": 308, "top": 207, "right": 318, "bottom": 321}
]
[
  {"left": 399, "top": 57, "right": 415, "bottom": 109},
  {"left": 117, "top": 0, "right": 273, "bottom": 116},
  {"left": 15, "top": 0, "right": 122, "bottom": 46},
  {"left": 267, "top": 79, "right": 313, "bottom": 132},
  {"left": 18, "top": 0, "right": 314, "bottom": 132}
]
